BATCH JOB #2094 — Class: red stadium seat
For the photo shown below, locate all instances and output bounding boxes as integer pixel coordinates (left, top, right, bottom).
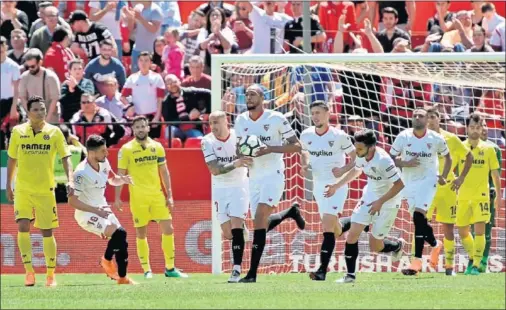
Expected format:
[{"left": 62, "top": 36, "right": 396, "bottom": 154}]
[
  {"left": 156, "top": 138, "right": 183, "bottom": 148},
  {"left": 185, "top": 137, "right": 203, "bottom": 148},
  {"left": 110, "top": 136, "right": 131, "bottom": 149}
]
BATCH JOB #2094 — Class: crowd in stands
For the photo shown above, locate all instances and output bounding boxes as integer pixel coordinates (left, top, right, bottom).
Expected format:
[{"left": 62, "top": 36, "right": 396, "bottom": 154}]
[{"left": 1, "top": 1, "right": 505, "bottom": 151}]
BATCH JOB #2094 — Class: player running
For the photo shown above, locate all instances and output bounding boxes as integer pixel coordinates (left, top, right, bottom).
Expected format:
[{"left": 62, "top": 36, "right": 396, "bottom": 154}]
[
  {"left": 457, "top": 114, "right": 501, "bottom": 275},
  {"left": 68, "top": 135, "right": 136, "bottom": 285},
  {"left": 6, "top": 96, "right": 73, "bottom": 287},
  {"left": 234, "top": 85, "right": 306, "bottom": 283},
  {"left": 114, "top": 116, "right": 187, "bottom": 279},
  {"left": 425, "top": 106, "right": 473, "bottom": 276},
  {"left": 390, "top": 108, "right": 452, "bottom": 276},
  {"left": 325, "top": 129, "right": 405, "bottom": 283},
  {"left": 299, "top": 101, "right": 357, "bottom": 281}
]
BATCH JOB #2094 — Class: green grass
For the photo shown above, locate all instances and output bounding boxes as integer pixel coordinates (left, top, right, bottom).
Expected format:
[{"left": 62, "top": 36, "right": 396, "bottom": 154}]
[{"left": 1, "top": 273, "right": 505, "bottom": 309}]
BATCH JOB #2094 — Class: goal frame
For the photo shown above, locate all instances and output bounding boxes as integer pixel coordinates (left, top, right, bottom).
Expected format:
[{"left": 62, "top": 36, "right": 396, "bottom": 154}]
[{"left": 210, "top": 52, "right": 505, "bottom": 275}]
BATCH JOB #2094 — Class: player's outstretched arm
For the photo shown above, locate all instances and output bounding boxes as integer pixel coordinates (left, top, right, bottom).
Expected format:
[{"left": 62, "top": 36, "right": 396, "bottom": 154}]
[
  {"left": 259, "top": 135, "right": 302, "bottom": 156},
  {"left": 439, "top": 152, "right": 452, "bottom": 185},
  {"left": 333, "top": 150, "right": 357, "bottom": 178},
  {"left": 452, "top": 151, "right": 473, "bottom": 191},
  {"left": 368, "top": 179, "right": 405, "bottom": 215},
  {"left": 206, "top": 157, "right": 253, "bottom": 176},
  {"left": 324, "top": 166, "right": 362, "bottom": 198},
  {"left": 300, "top": 150, "right": 310, "bottom": 177},
  {"left": 68, "top": 195, "right": 111, "bottom": 219},
  {"left": 114, "top": 168, "right": 128, "bottom": 211},
  {"left": 108, "top": 170, "right": 134, "bottom": 186},
  {"left": 61, "top": 156, "right": 75, "bottom": 195}
]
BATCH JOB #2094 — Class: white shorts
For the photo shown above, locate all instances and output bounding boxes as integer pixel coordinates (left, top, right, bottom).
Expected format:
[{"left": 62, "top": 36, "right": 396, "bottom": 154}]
[
  {"left": 402, "top": 176, "right": 438, "bottom": 214},
  {"left": 351, "top": 189, "right": 401, "bottom": 239},
  {"left": 313, "top": 181, "right": 348, "bottom": 218},
  {"left": 213, "top": 186, "right": 249, "bottom": 225},
  {"left": 75, "top": 210, "right": 122, "bottom": 238},
  {"left": 250, "top": 172, "right": 285, "bottom": 218}
]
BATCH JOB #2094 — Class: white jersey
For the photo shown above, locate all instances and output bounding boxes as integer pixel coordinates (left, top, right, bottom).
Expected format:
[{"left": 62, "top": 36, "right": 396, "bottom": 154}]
[
  {"left": 390, "top": 129, "right": 449, "bottom": 183},
  {"left": 300, "top": 126, "right": 354, "bottom": 182},
  {"left": 73, "top": 159, "right": 111, "bottom": 211},
  {"left": 356, "top": 147, "right": 401, "bottom": 196},
  {"left": 235, "top": 109, "right": 296, "bottom": 180},
  {"left": 201, "top": 129, "right": 248, "bottom": 188}
]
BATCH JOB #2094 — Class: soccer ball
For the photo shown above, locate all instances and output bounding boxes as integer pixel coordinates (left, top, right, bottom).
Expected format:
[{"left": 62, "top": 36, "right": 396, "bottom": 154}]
[{"left": 239, "top": 135, "right": 263, "bottom": 157}]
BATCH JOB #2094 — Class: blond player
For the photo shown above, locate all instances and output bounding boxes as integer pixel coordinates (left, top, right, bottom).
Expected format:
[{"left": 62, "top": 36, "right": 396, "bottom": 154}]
[
  {"left": 114, "top": 116, "right": 187, "bottom": 279},
  {"left": 6, "top": 96, "right": 73, "bottom": 287},
  {"left": 425, "top": 106, "right": 474, "bottom": 276},
  {"left": 457, "top": 114, "right": 501, "bottom": 275}
]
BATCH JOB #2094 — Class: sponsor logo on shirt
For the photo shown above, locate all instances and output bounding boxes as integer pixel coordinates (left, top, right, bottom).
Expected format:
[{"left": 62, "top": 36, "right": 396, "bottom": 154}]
[
  {"left": 134, "top": 155, "right": 158, "bottom": 164},
  {"left": 308, "top": 150, "right": 333, "bottom": 157},
  {"left": 405, "top": 150, "right": 432, "bottom": 158}
]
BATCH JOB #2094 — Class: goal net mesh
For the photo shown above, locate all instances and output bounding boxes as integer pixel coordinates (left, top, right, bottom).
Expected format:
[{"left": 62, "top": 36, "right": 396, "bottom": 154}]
[{"left": 217, "top": 59, "right": 505, "bottom": 274}]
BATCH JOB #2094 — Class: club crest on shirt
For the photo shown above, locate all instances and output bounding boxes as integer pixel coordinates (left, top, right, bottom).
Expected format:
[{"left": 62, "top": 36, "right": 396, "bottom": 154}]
[
  {"left": 328, "top": 141, "right": 334, "bottom": 147},
  {"left": 102, "top": 168, "right": 107, "bottom": 174},
  {"left": 201, "top": 142, "right": 206, "bottom": 151},
  {"left": 427, "top": 143, "right": 432, "bottom": 149},
  {"left": 407, "top": 144, "right": 412, "bottom": 147},
  {"left": 308, "top": 141, "right": 312, "bottom": 145},
  {"left": 43, "top": 134, "right": 50, "bottom": 140},
  {"left": 371, "top": 167, "right": 377, "bottom": 173},
  {"left": 244, "top": 128, "right": 248, "bottom": 132},
  {"left": 151, "top": 147, "right": 156, "bottom": 153},
  {"left": 217, "top": 147, "right": 222, "bottom": 151},
  {"left": 264, "top": 124, "right": 270, "bottom": 131},
  {"left": 479, "top": 150, "right": 484, "bottom": 156},
  {"left": 75, "top": 175, "right": 83, "bottom": 185}
]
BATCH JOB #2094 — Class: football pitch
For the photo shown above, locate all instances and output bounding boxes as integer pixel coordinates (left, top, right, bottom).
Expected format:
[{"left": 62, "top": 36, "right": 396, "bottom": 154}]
[{"left": 1, "top": 273, "right": 505, "bottom": 309}]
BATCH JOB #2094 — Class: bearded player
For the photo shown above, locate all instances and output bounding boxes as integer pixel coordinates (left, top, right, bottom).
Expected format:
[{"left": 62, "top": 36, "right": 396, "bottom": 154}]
[
  {"left": 68, "top": 135, "right": 136, "bottom": 285},
  {"left": 390, "top": 108, "right": 452, "bottom": 276},
  {"left": 425, "top": 106, "right": 474, "bottom": 276},
  {"left": 234, "top": 85, "right": 306, "bottom": 283},
  {"left": 114, "top": 116, "right": 187, "bottom": 279}
]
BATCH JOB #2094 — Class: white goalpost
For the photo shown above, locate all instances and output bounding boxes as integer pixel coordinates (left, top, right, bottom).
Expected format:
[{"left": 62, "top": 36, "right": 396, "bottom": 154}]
[{"left": 210, "top": 53, "right": 506, "bottom": 275}]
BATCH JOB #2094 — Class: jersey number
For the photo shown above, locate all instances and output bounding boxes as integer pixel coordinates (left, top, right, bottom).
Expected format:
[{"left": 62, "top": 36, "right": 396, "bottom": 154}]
[
  {"left": 450, "top": 206, "right": 456, "bottom": 216},
  {"left": 80, "top": 41, "right": 100, "bottom": 57},
  {"left": 214, "top": 201, "right": 218, "bottom": 213},
  {"left": 479, "top": 202, "right": 489, "bottom": 213}
]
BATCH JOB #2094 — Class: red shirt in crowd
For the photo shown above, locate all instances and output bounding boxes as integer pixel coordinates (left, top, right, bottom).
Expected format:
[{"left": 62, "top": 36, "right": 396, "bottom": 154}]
[
  {"left": 318, "top": 1, "right": 357, "bottom": 52},
  {"left": 181, "top": 74, "right": 212, "bottom": 90},
  {"left": 44, "top": 42, "right": 75, "bottom": 83},
  {"left": 476, "top": 91, "right": 505, "bottom": 129}
]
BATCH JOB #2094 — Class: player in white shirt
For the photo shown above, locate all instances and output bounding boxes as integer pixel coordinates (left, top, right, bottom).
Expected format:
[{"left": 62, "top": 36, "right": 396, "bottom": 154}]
[
  {"left": 299, "top": 101, "right": 357, "bottom": 281},
  {"left": 325, "top": 130, "right": 405, "bottom": 283},
  {"left": 234, "top": 85, "right": 305, "bottom": 283},
  {"left": 389, "top": 109, "right": 452, "bottom": 276},
  {"left": 68, "top": 135, "right": 136, "bottom": 285}
]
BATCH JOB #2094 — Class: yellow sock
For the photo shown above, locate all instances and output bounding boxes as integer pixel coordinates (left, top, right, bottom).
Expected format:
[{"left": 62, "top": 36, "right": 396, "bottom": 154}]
[
  {"left": 43, "top": 236, "right": 57, "bottom": 277},
  {"left": 136, "top": 238, "right": 151, "bottom": 273},
  {"left": 17, "top": 232, "right": 34, "bottom": 273},
  {"left": 473, "top": 234, "right": 485, "bottom": 267},
  {"left": 443, "top": 238, "right": 455, "bottom": 268},
  {"left": 461, "top": 233, "right": 475, "bottom": 258},
  {"left": 162, "top": 234, "right": 175, "bottom": 270}
]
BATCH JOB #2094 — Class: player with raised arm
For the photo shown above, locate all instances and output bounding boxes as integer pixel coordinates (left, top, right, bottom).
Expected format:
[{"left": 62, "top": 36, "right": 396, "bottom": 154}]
[
  {"left": 425, "top": 106, "right": 474, "bottom": 276},
  {"left": 234, "top": 85, "right": 305, "bottom": 283},
  {"left": 325, "top": 129, "right": 405, "bottom": 283},
  {"left": 68, "top": 135, "right": 136, "bottom": 285},
  {"left": 299, "top": 101, "right": 357, "bottom": 281},
  {"left": 457, "top": 114, "right": 502, "bottom": 275},
  {"left": 389, "top": 108, "right": 452, "bottom": 276},
  {"left": 6, "top": 96, "right": 73, "bottom": 287},
  {"left": 114, "top": 116, "right": 187, "bottom": 279}
]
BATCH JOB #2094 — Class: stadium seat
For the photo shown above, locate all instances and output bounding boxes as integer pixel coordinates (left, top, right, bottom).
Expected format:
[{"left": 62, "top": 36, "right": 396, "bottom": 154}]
[
  {"left": 156, "top": 138, "right": 183, "bottom": 148},
  {"left": 185, "top": 137, "right": 203, "bottom": 148},
  {"left": 110, "top": 136, "right": 131, "bottom": 149}
]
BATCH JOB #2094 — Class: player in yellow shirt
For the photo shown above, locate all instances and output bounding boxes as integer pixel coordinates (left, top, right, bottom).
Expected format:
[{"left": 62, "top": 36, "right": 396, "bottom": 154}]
[
  {"left": 114, "top": 116, "right": 187, "bottom": 279},
  {"left": 6, "top": 96, "right": 73, "bottom": 287},
  {"left": 426, "top": 106, "right": 473, "bottom": 276},
  {"left": 457, "top": 114, "right": 502, "bottom": 275}
]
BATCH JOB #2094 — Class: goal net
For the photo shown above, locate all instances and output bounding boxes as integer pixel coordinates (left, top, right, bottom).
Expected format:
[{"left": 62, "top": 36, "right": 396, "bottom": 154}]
[{"left": 210, "top": 53, "right": 506, "bottom": 275}]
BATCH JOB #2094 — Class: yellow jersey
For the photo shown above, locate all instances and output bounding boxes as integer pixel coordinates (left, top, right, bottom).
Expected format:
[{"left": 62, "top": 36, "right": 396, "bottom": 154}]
[
  {"left": 118, "top": 138, "right": 166, "bottom": 196},
  {"left": 438, "top": 130, "right": 470, "bottom": 181},
  {"left": 458, "top": 139, "right": 500, "bottom": 200},
  {"left": 7, "top": 122, "right": 70, "bottom": 195}
]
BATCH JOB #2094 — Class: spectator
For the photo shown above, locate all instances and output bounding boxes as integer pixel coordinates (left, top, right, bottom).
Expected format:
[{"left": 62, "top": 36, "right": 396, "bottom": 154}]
[
  {"left": 0, "top": 1, "right": 29, "bottom": 47},
  {"left": 319, "top": 1, "right": 356, "bottom": 53},
  {"left": 0, "top": 36, "right": 20, "bottom": 149},
  {"left": 180, "top": 10, "right": 205, "bottom": 75},
  {"left": 374, "top": 7, "right": 410, "bottom": 53},
  {"left": 427, "top": 1, "right": 454, "bottom": 33},
  {"left": 70, "top": 10, "right": 117, "bottom": 60},
  {"left": 88, "top": 1, "right": 128, "bottom": 59},
  {"left": 162, "top": 27, "right": 185, "bottom": 79},
  {"left": 60, "top": 59, "right": 95, "bottom": 122},
  {"left": 84, "top": 39, "right": 126, "bottom": 95},
  {"left": 162, "top": 74, "right": 210, "bottom": 141},
  {"left": 29, "top": 6, "right": 61, "bottom": 55},
  {"left": 158, "top": 0, "right": 182, "bottom": 34},
  {"left": 7, "top": 28, "right": 27, "bottom": 66},
  {"left": 373, "top": 1, "right": 416, "bottom": 32},
  {"left": 469, "top": 25, "right": 495, "bottom": 52},
  {"left": 43, "top": 27, "right": 75, "bottom": 83},
  {"left": 124, "top": 1, "right": 163, "bottom": 73},
  {"left": 475, "top": 89, "right": 505, "bottom": 146},
  {"left": 15, "top": 0, "right": 38, "bottom": 26},
  {"left": 70, "top": 92, "right": 125, "bottom": 146},
  {"left": 243, "top": 2, "right": 292, "bottom": 54},
  {"left": 181, "top": 56, "right": 211, "bottom": 89},
  {"left": 284, "top": 1, "right": 326, "bottom": 54},
  {"left": 334, "top": 15, "right": 384, "bottom": 54},
  {"left": 230, "top": 1, "right": 254, "bottom": 53},
  {"left": 481, "top": 2, "right": 505, "bottom": 37},
  {"left": 470, "top": 1, "right": 485, "bottom": 26},
  {"left": 197, "top": 1, "right": 234, "bottom": 20},
  {"left": 151, "top": 36, "right": 166, "bottom": 73},
  {"left": 121, "top": 51, "right": 164, "bottom": 138},
  {"left": 18, "top": 48, "right": 60, "bottom": 122},
  {"left": 345, "top": 115, "right": 366, "bottom": 139},
  {"left": 353, "top": 1, "right": 370, "bottom": 27},
  {"left": 197, "top": 7, "right": 237, "bottom": 71},
  {"left": 490, "top": 21, "right": 505, "bottom": 51},
  {"left": 440, "top": 10, "right": 474, "bottom": 49},
  {"left": 29, "top": 2, "right": 71, "bottom": 38},
  {"left": 95, "top": 77, "right": 125, "bottom": 121}
]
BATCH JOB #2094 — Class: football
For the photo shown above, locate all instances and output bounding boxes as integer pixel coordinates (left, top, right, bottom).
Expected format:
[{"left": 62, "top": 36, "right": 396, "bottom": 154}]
[{"left": 239, "top": 135, "right": 263, "bottom": 157}]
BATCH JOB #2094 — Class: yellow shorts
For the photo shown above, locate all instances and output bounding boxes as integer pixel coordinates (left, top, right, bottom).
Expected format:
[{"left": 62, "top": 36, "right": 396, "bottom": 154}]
[
  {"left": 428, "top": 185, "right": 457, "bottom": 224},
  {"left": 130, "top": 193, "right": 171, "bottom": 228},
  {"left": 14, "top": 192, "right": 58, "bottom": 229},
  {"left": 456, "top": 199, "right": 490, "bottom": 227}
]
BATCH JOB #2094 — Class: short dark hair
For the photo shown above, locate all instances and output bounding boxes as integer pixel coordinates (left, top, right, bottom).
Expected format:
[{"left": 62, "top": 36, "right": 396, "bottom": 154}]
[
  {"left": 51, "top": 27, "right": 69, "bottom": 43},
  {"left": 27, "top": 96, "right": 45, "bottom": 111},
  {"left": 467, "top": 113, "right": 483, "bottom": 126},
  {"left": 86, "top": 135, "right": 106, "bottom": 151},
  {"left": 354, "top": 129, "right": 377, "bottom": 146},
  {"left": 100, "top": 39, "right": 114, "bottom": 47},
  {"left": 309, "top": 100, "right": 329, "bottom": 111},
  {"left": 23, "top": 48, "right": 43, "bottom": 63},
  {"left": 381, "top": 7, "right": 398, "bottom": 19},
  {"left": 68, "top": 58, "right": 84, "bottom": 70},
  {"left": 132, "top": 115, "right": 149, "bottom": 126},
  {"left": 139, "top": 51, "right": 152, "bottom": 61},
  {"left": 424, "top": 106, "right": 440, "bottom": 118},
  {"left": 481, "top": 2, "right": 495, "bottom": 13},
  {"left": 0, "top": 36, "right": 6, "bottom": 46}
]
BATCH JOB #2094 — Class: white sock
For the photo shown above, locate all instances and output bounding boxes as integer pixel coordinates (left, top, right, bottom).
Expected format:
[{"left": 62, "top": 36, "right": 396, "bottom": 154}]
[{"left": 233, "top": 265, "right": 241, "bottom": 273}]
